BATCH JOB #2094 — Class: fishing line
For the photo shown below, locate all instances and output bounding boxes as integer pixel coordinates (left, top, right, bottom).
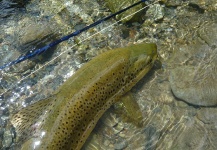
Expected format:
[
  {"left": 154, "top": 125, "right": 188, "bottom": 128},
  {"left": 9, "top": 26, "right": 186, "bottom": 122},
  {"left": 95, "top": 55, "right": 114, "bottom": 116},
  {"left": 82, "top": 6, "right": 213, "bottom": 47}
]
[
  {"left": 0, "top": 0, "right": 159, "bottom": 96},
  {"left": 0, "top": 0, "right": 148, "bottom": 70}
]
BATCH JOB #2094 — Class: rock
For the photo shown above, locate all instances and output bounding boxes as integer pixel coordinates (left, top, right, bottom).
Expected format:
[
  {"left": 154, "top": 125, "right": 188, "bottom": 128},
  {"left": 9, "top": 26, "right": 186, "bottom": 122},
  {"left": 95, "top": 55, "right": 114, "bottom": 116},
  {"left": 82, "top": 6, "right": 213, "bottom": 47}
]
[
  {"left": 17, "top": 19, "right": 54, "bottom": 46},
  {"left": 163, "top": 0, "right": 182, "bottom": 6},
  {"left": 104, "top": 0, "right": 145, "bottom": 23},
  {"left": 170, "top": 118, "right": 209, "bottom": 150},
  {"left": 114, "top": 139, "right": 128, "bottom": 150},
  {"left": 196, "top": 108, "right": 217, "bottom": 149},
  {"left": 168, "top": 16, "right": 217, "bottom": 107},
  {"left": 0, "top": 0, "right": 30, "bottom": 18},
  {"left": 169, "top": 65, "right": 217, "bottom": 106},
  {"left": 197, "top": 108, "right": 217, "bottom": 124},
  {"left": 189, "top": 0, "right": 217, "bottom": 11},
  {"left": 101, "top": 112, "right": 119, "bottom": 127},
  {"left": 146, "top": 4, "right": 165, "bottom": 22},
  {"left": 197, "top": 22, "right": 217, "bottom": 46},
  {"left": 2, "top": 129, "right": 13, "bottom": 148}
]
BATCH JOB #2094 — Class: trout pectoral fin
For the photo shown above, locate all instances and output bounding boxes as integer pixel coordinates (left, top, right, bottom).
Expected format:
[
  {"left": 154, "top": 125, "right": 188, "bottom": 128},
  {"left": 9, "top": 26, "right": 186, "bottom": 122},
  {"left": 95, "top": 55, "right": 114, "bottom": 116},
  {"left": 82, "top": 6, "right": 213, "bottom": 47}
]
[
  {"left": 114, "top": 92, "right": 143, "bottom": 127},
  {"left": 20, "top": 138, "right": 40, "bottom": 150},
  {"left": 10, "top": 96, "right": 53, "bottom": 142}
]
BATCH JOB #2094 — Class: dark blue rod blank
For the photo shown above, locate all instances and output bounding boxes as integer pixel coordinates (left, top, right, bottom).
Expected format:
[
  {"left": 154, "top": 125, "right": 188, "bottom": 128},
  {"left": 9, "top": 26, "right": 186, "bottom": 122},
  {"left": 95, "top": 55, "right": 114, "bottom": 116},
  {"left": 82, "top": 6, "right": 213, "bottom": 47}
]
[{"left": 0, "top": 0, "right": 148, "bottom": 70}]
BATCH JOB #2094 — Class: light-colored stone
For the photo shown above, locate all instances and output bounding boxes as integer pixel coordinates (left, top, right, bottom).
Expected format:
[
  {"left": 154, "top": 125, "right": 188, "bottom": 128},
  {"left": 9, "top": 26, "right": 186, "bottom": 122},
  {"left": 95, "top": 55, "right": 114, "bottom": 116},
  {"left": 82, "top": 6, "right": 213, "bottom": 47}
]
[{"left": 169, "top": 66, "right": 217, "bottom": 106}]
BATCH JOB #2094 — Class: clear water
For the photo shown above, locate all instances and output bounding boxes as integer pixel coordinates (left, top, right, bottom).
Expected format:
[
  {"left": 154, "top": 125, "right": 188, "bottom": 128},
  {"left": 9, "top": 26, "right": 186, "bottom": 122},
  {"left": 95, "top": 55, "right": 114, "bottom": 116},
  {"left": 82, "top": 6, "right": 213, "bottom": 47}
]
[{"left": 0, "top": 0, "right": 217, "bottom": 149}]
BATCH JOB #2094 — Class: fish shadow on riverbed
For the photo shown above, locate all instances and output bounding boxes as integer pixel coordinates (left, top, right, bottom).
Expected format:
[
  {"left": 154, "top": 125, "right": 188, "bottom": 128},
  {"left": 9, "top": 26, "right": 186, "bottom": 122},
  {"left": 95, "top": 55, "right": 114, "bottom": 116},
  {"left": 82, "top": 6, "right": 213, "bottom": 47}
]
[
  {"left": 18, "top": 33, "right": 60, "bottom": 65},
  {"left": 133, "top": 59, "right": 162, "bottom": 92}
]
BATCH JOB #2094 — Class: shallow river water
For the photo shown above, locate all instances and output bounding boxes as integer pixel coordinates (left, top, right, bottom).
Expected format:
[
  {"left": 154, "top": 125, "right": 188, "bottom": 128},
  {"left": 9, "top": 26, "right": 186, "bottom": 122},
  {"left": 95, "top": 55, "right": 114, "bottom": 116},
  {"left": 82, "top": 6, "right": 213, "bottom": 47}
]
[{"left": 0, "top": 0, "right": 217, "bottom": 149}]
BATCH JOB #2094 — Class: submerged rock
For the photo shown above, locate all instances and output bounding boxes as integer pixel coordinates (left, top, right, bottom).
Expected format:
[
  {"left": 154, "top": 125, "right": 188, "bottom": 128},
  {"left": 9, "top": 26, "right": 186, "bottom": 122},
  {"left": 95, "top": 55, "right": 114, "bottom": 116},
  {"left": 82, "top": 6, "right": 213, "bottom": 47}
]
[
  {"left": 114, "top": 138, "right": 128, "bottom": 150},
  {"left": 170, "top": 118, "right": 210, "bottom": 150},
  {"left": 104, "top": 0, "right": 145, "bottom": 23},
  {"left": 169, "top": 65, "right": 217, "bottom": 106},
  {"left": 0, "top": 0, "right": 31, "bottom": 18},
  {"left": 197, "top": 22, "right": 217, "bottom": 46},
  {"left": 196, "top": 108, "right": 217, "bottom": 148},
  {"left": 146, "top": 4, "right": 165, "bottom": 22},
  {"left": 168, "top": 20, "right": 217, "bottom": 107},
  {"left": 197, "top": 108, "right": 217, "bottom": 124}
]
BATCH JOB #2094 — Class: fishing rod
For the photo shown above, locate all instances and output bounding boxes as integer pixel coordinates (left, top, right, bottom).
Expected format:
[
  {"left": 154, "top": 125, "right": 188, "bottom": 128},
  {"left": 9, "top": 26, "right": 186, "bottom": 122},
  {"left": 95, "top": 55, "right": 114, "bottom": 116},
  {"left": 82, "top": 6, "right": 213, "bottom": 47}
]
[{"left": 0, "top": 0, "right": 149, "bottom": 70}]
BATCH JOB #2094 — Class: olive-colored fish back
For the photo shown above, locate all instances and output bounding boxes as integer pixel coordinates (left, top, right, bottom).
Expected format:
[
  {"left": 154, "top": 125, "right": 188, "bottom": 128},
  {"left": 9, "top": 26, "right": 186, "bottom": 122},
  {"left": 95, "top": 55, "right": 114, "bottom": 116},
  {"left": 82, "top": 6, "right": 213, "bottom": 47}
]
[
  {"left": 39, "top": 49, "right": 131, "bottom": 149},
  {"left": 11, "top": 43, "right": 157, "bottom": 150}
]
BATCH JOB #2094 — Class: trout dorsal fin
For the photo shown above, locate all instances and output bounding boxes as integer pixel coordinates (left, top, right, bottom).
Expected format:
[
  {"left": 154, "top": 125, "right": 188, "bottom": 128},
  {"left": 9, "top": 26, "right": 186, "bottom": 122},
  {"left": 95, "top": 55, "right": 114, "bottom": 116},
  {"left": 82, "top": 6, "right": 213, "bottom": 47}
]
[{"left": 11, "top": 96, "right": 53, "bottom": 141}]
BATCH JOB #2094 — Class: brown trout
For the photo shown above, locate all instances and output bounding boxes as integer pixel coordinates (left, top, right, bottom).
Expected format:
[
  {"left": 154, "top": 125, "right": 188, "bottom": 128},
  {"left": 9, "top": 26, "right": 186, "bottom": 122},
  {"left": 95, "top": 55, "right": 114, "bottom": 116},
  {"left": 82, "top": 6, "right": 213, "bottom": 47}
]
[{"left": 11, "top": 43, "right": 157, "bottom": 150}]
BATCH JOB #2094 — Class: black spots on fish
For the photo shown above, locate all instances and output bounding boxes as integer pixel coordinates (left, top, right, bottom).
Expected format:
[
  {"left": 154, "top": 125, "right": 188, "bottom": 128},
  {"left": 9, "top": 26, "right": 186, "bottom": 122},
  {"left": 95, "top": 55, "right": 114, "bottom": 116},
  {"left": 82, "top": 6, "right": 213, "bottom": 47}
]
[
  {"left": 49, "top": 124, "right": 73, "bottom": 149},
  {"left": 130, "top": 73, "right": 135, "bottom": 79},
  {"left": 11, "top": 97, "right": 54, "bottom": 143},
  {"left": 42, "top": 61, "right": 131, "bottom": 148}
]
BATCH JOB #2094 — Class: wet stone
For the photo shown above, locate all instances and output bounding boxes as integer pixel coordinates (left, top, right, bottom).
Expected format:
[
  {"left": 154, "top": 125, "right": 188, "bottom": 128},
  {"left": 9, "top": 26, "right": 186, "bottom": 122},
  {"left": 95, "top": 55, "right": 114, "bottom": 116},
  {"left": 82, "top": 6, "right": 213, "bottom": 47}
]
[
  {"left": 2, "top": 129, "right": 13, "bottom": 148},
  {"left": 197, "top": 108, "right": 217, "bottom": 124},
  {"left": 163, "top": 0, "right": 182, "bottom": 6},
  {"left": 113, "top": 122, "right": 124, "bottom": 135},
  {"left": 114, "top": 138, "right": 128, "bottom": 150},
  {"left": 189, "top": 0, "right": 217, "bottom": 11},
  {"left": 169, "top": 66, "right": 217, "bottom": 106},
  {"left": 101, "top": 112, "right": 119, "bottom": 127},
  {"left": 104, "top": 0, "right": 145, "bottom": 22},
  {"left": 170, "top": 118, "right": 210, "bottom": 150},
  {"left": 197, "top": 22, "right": 217, "bottom": 47},
  {"left": 17, "top": 19, "right": 54, "bottom": 46},
  {"left": 146, "top": 4, "right": 165, "bottom": 22}
]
